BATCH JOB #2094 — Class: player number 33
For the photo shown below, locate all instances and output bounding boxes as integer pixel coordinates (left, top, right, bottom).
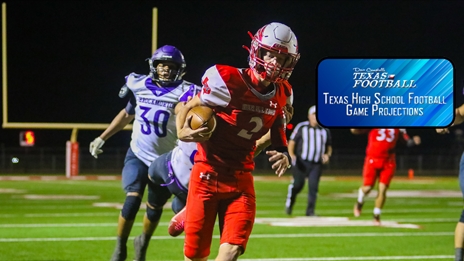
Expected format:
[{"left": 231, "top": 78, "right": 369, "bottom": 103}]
[{"left": 376, "top": 128, "right": 395, "bottom": 142}]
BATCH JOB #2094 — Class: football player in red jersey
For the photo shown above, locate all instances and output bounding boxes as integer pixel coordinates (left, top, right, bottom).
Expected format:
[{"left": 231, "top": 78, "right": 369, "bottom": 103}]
[
  {"left": 175, "top": 22, "right": 299, "bottom": 261},
  {"left": 166, "top": 102, "right": 294, "bottom": 240},
  {"left": 351, "top": 128, "right": 421, "bottom": 225}
]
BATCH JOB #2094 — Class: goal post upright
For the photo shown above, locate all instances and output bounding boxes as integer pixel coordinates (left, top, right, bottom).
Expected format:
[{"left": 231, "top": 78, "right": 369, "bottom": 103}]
[
  {"left": 152, "top": 7, "right": 158, "bottom": 54},
  {"left": 1, "top": 4, "right": 159, "bottom": 177},
  {"left": 2, "top": 2, "right": 8, "bottom": 127}
]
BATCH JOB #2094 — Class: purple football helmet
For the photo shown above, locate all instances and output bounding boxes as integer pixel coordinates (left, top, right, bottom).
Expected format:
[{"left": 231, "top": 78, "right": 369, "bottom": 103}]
[{"left": 148, "top": 45, "right": 186, "bottom": 86}]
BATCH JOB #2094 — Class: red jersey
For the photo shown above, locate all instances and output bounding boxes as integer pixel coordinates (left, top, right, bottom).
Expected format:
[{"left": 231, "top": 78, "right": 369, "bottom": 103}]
[
  {"left": 365, "top": 128, "right": 410, "bottom": 158},
  {"left": 195, "top": 64, "right": 290, "bottom": 171}
]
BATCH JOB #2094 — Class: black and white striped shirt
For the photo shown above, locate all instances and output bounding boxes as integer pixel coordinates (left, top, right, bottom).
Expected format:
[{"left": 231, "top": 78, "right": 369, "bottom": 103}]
[{"left": 290, "top": 121, "right": 332, "bottom": 163}]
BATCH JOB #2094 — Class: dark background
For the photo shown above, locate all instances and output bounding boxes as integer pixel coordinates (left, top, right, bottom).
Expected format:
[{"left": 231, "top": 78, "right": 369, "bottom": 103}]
[{"left": 2, "top": 0, "right": 464, "bottom": 151}]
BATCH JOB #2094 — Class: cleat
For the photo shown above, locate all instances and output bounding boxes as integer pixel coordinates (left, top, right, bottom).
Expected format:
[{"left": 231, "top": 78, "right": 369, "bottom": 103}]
[
  {"left": 353, "top": 202, "right": 363, "bottom": 217},
  {"left": 133, "top": 234, "right": 148, "bottom": 261},
  {"left": 110, "top": 247, "right": 127, "bottom": 261},
  {"left": 168, "top": 207, "right": 186, "bottom": 237},
  {"left": 285, "top": 206, "right": 292, "bottom": 215},
  {"left": 373, "top": 214, "right": 381, "bottom": 226}
]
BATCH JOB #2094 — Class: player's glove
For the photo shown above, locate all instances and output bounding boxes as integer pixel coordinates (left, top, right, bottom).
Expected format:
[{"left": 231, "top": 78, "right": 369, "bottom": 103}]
[{"left": 89, "top": 137, "right": 105, "bottom": 159}]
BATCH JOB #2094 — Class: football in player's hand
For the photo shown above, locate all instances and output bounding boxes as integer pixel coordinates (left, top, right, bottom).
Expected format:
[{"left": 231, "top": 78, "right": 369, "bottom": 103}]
[{"left": 187, "top": 106, "right": 216, "bottom": 134}]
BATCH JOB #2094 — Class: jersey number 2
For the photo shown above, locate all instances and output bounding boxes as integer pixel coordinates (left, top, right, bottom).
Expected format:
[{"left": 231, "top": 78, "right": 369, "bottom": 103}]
[{"left": 237, "top": 117, "right": 263, "bottom": 140}]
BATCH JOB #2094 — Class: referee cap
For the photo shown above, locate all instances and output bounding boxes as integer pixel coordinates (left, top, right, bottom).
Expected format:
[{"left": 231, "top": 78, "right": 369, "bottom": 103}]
[{"left": 308, "top": 105, "right": 316, "bottom": 115}]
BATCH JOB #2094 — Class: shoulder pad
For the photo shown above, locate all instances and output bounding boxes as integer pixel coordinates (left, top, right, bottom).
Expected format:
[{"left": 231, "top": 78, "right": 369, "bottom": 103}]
[
  {"left": 178, "top": 82, "right": 202, "bottom": 102},
  {"left": 184, "top": 81, "right": 202, "bottom": 93},
  {"left": 127, "top": 72, "right": 145, "bottom": 79},
  {"left": 125, "top": 73, "right": 148, "bottom": 87},
  {"left": 124, "top": 72, "right": 143, "bottom": 82}
]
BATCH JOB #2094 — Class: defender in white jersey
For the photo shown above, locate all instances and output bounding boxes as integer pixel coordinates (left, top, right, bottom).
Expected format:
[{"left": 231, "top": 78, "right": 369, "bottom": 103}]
[
  {"left": 89, "top": 45, "right": 201, "bottom": 261},
  {"left": 145, "top": 139, "right": 197, "bottom": 236}
]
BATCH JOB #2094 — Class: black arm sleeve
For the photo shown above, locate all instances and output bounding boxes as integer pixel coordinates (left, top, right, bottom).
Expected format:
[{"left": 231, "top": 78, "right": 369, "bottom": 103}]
[{"left": 120, "top": 84, "right": 136, "bottom": 115}]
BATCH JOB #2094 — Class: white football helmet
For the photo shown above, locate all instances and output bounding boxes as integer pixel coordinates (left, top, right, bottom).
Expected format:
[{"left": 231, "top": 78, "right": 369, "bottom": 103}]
[{"left": 247, "top": 22, "right": 300, "bottom": 83}]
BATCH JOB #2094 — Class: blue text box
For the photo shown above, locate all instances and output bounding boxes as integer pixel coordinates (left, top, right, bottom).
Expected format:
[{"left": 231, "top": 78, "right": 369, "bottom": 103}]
[{"left": 316, "top": 58, "right": 454, "bottom": 128}]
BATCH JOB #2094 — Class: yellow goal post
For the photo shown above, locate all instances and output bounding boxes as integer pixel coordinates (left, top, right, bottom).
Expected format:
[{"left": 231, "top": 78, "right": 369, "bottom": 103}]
[{"left": 2, "top": 3, "right": 158, "bottom": 142}]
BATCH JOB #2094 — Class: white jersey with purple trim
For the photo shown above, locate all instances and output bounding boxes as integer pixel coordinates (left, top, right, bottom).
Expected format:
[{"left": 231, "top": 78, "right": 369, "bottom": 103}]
[
  {"left": 170, "top": 141, "right": 197, "bottom": 189},
  {"left": 125, "top": 73, "right": 200, "bottom": 166}
]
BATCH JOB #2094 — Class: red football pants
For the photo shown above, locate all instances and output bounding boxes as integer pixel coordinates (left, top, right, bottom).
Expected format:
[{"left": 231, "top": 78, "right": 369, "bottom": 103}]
[
  {"left": 362, "top": 156, "right": 396, "bottom": 187},
  {"left": 183, "top": 162, "right": 256, "bottom": 259}
]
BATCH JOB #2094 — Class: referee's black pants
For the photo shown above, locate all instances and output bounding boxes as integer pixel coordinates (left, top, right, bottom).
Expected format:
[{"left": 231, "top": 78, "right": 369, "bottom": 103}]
[{"left": 285, "top": 158, "right": 322, "bottom": 216}]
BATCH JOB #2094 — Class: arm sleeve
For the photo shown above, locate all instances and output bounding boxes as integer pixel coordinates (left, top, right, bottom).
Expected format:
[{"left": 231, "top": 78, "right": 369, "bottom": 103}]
[
  {"left": 283, "top": 81, "right": 293, "bottom": 105},
  {"left": 270, "top": 109, "right": 288, "bottom": 148},
  {"left": 124, "top": 90, "right": 136, "bottom": 115}
]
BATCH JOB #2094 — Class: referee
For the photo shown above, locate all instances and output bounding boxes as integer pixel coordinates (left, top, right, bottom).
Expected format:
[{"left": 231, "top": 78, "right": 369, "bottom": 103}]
[{"left": 285, "top": 105, "right": 332, "bottom": 216}]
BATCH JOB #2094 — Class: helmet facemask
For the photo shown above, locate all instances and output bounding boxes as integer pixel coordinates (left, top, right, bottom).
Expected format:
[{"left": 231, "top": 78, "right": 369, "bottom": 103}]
[
  {"left": 149, "top": 60, "right": 181, "bottom": 81},
  {"left": 247, "top": 22, "right": 300, "bottom": 83},
  {"left": 148, "top": 45, "right": 186, "bottom": 87}
]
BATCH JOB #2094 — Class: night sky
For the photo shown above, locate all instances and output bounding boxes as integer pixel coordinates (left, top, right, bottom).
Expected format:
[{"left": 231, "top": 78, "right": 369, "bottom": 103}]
[{"left": 2, "top": 0, "right": 464, "bottom": 151}]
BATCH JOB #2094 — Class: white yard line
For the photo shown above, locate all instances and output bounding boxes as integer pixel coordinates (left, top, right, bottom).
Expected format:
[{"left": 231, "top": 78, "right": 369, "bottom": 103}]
[
  {"left": 6, "top": 207, "right": 454, "bottom": 218},
  {"left": 256, "top": 200, "right": 458, "bottom": 207},
  {"left": 0, "top": 218, "right": 457, "bottom": 228},
  {"left": 0, "top": 217, "right": 456, "bottom": 228},
  {"left": 1, "top": 205, "right": 95, "bottom": 210},
  {"left": 256, "top": 208, "right": 459, "bottom": 215},
  {"left": 332, "top": 190, "right": 462, "bottom": 198},
  {"left": 392, "top": 218, "right": 457, "bottom": 223},
  {"left": 0, "top": 216, "right": 454, "bottom": 229},
  {"left": 0, "top": 231, "right": 453, "bottom": 242},
  {"left": 0, "top": 212, "right": 117, "bottom": 218},
  {"left": 0, "top": 222, "right": 169, "bottom": 228},
  {"left": 235, "top": 256, "right": 453, "bottom": 261}
]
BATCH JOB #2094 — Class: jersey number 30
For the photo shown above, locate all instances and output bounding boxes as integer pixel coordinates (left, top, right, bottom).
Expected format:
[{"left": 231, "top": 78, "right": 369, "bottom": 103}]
[{"left": 140, "top": 106, "right": 170, "bottom": 137}]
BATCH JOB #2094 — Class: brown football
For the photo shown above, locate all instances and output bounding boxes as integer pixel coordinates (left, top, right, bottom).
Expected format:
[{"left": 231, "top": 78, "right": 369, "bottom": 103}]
[{"left": 187, "top": 106, "right": 216, "bottom": 134}]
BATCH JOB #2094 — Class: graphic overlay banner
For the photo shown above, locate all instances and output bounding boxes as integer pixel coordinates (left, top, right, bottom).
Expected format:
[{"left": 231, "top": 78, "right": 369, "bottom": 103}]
[{"left": 317, "top": 58, "right": 454, "bottom": 128}]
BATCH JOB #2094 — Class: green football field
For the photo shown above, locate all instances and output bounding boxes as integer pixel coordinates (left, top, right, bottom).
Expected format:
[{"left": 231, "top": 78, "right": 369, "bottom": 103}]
[{"left": 0, "top": 174, "right": 461, "bottom": 261}]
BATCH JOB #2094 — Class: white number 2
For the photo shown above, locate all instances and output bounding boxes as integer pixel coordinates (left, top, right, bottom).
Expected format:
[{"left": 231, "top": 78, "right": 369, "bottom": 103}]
[{"left": 237, "top": 117, "right": 263, "bottom": 140}]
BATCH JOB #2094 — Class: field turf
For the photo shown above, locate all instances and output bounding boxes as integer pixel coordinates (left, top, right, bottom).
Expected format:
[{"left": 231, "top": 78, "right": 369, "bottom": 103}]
[{"left": 0, "top": 174, "right": 460, "bottom": 260}]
